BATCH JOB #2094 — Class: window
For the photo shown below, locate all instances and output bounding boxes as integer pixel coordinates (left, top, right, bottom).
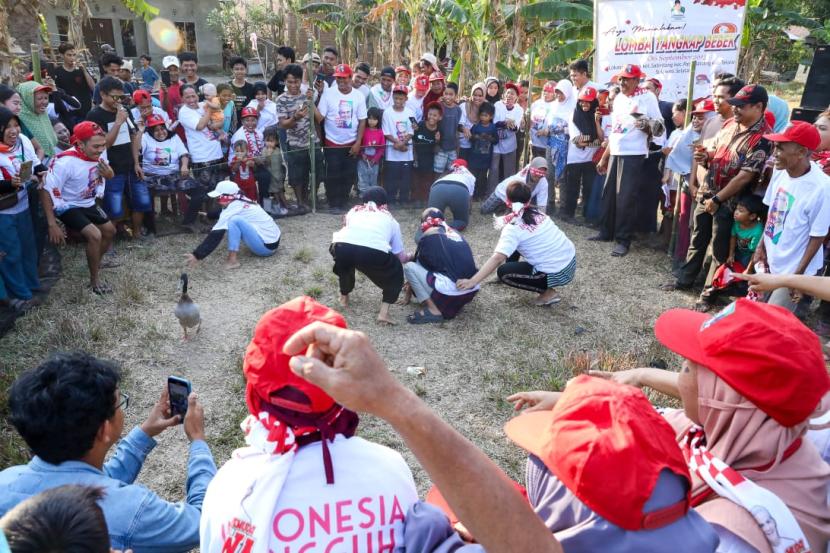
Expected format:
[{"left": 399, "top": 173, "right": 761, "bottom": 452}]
[
  {"left": 120, "top": 19, "right": 137, "bottom": 57},
  {"left": 56, "top": 16, "right": 70, "bottom": 45},
  {"left": 174, "top": 22, "right": 197, "bottom": 54}
]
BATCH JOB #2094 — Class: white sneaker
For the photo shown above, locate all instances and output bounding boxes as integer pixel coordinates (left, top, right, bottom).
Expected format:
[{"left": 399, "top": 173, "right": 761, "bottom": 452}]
[{"left": 262, "top": 198, "right": 273, "bottom": 212}]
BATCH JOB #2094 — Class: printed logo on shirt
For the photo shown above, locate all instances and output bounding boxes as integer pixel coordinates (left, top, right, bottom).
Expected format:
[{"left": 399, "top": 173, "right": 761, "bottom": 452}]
[
  {"left": 336, "top": 100, "right": 354, "bottom": 129},
  {"left": 151, "top": 147, "right": 172, "bottom": 166},
  {"left": 220, "top": 517, "right": 256, "bottom": 553},
  {"left": 764, "top": 186, "right": 794, "bottom": 245},
  {"left": 394, "top": 120, "right": 410, "bottom": 141},
  {"left": 82, "top": 165, "right": 102, "bottom": 199}
]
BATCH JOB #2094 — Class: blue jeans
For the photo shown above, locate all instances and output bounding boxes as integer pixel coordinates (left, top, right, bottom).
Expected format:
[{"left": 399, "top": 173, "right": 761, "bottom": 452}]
[
  {"left": 227, "top": 218, "right": 279, "bottom": 256},
  {"left": 357, "top": 159, "right": 380, "bottom": 193},
  {"left": 104, "top": 172, "right": 152, "bottom": 218},
  {"left": 433, "top": 149, "right": 458, "bottom": 173},
  {"left": 0, "top": 209, "right": 40, "bottom": 300}
]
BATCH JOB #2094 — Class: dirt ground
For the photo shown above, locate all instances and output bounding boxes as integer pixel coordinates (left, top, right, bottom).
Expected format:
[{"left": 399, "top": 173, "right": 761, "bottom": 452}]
[{"left": 0, "top": 202, "right": 693, "bottom": 501}]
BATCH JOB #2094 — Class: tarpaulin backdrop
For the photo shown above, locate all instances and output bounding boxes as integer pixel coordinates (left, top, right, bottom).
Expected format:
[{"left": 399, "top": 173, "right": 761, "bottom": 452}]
[{"left": 594, "top": 0, "right": 748, "bottom": 101}]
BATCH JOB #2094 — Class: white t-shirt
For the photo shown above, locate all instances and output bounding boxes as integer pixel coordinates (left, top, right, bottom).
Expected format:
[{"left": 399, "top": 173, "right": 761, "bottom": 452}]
[
  {"left": 140, "top": 134, "right": 188, "bottom": 176},
  {"left": 369, "top": 83, "right": 394, "bottom": 111},
  {"left": 229, "top": 127, "right": 265, "bottom": 161},
  {"left": 245, "top": 99, "right": 278, "bottom": 131},
  {"left": 213, "top": 199, "right": 281, "bottom": 244},
  {"left": 609, "top": 89, "right": 663, "bottom": 156},
  {"left": 131, "top": 106, "right": 170, "bottom": 125},
  {"left": 0, "top": 135, "right": 37, "bottom": 214},
  {"left": 200, "top": 436, "right": 417, "bottom": 553},
  {"left": 332, "top": 206, "right": 404, "bottom": 254},
  {"left": 436, "top": 168, "right": 476, "bottom": 197},
  {"left": 407, "top": 92, "right": 426, "bottom": 123},
  {"left": 495, "top": 172, "right": 549, "bottom": 207},
  {"left": 529, "top": 98, "right": 556, "bottom": 148},
  {"left": 43, "top": 151, "right": 108, "bottom": 211},
  {"left": 382, "top": 107, "right": 415, "bottom": 162},
  {"left": 458, "top": 103, "right": 474, "bottom": 149},
  {"left": 357, "top": 83, "right": 371, "bottom": 98},
  {"left": 178, "top": 103, "right": 223, "bottom": 163},
  {"left": 318, "top": 88, "right": 368, "bottom": 145},
  {"left": 566, "top": 120, "right": 599, "bottom": 165},
  {"left": 495, "top": 213, "right": 576, "bottom": 273},
  {"left": 762, "top": 163, "right": 830, "bottom": 275},
  {"left": 493, "top": 101, "right": 524, "bottom": 154}
]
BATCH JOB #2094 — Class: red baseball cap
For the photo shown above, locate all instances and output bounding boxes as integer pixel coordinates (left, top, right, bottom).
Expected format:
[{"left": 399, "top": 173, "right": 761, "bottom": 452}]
[
  {"left": 333, "top": 63, "right": 353, "bottom": 78},
  {"left": 240, "top": 106, "right": 259, "bottom": 119},
  {"left": 395, "top": 65, "right": 411, "bottom": 75},
  {"left": 655, "top": 299, "right": 830, "bottom": 427},
  {"left": 70, "top": 121, "right": 104, "bottom": 144},
  {"left": 578, "top": 86, "right": 598, "bottom": 102},
  {"left": 414, "top": 75, "right": 430, "bottom": 91},
  {"left": 244, "top": 296, "right": 347, "bottom": 416},
  {"left": 505, "top": 375, "right": 691, "bottom": 531},
  {"left": 132, "top": 89, "right": 152, "bottom": 105},
  {"left": 764, "top": 110, "right": 776, "bottom": 130},
  {"left": 144, "top": 114, "right": 166, "bottom": 128},
  {"left": 428, "top": 71, "right": 445, "bottom": 82},
  {"left": 504, "top": 82, "right": 520, "bottom": 94},
  {"left": 451, "top": 158, "right": 468, "bottom": 168},
  {"left": 692, "top": 98, "right": 715, "bottom": 114},
  {"left": 646, "top": 77, "right": 663, "bottom": 91},
  {"left": 763, "top": 120, "right": 821, "bottom": 151},
  {"left": 392, "top": 84, "right": 409, "bottom": 95},
  {"left": 616, "top": 64, "right": 645, "bottom": 80}
]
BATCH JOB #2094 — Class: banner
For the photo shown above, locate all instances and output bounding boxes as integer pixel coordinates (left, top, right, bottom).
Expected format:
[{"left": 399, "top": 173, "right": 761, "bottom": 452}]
[{"left": 594, "top": 0, "right": 748, "bottom": 101}]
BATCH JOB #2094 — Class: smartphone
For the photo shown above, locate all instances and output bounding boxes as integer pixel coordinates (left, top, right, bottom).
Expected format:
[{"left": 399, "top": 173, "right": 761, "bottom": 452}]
[
  {"left": 167, "top": 376, "right": 192, "bottom": 418},
  {"left": 161, "top": 69, "right": 171, "bottom": 87},
  {"left": 18, "top": 160, "right": 33, "bottom": 182}
]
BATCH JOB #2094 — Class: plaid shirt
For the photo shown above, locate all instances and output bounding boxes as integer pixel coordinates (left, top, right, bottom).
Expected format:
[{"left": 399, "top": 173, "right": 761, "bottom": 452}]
[{"left": 702, "top": 115, "right": 771, "bottom": 196}]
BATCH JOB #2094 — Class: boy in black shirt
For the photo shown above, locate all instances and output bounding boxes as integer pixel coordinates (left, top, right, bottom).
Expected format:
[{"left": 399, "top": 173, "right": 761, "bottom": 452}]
[
  {"left": 52, "top": 43, "right": 95, "bottom": 124},
  {"left": 469, "top": 102, "right": 498, "bottom": 199},
  {"left": 228, "top": 56, "right": 255, "bottom": 119},
  {"left": 86, "top": 77, "right": 152, "bottom": 240},
  {"left": 413, "top": 102, "right": 442, "bottom": 201},
  {"left": 179, "top": 52, "right": 208, "bottom": 100}
]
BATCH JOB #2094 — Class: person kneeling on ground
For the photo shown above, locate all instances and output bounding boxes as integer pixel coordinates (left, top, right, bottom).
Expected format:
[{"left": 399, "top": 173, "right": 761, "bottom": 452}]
[
  {"left": 505, "top": 376, "right": 718, "bottom": 551},
  {"left": 591, "top": 299, "right": 830, "bottom": 551},
  {"left": 480, "top": 156, "right": 549, "bottom": 215},
  {"left": 0, "top": 351, "right": 216, "bottom": 552},
  {"left": 398, "top": 208, "right": 478, "bottom": 324},
  {"left": 200, "top": 296, "right": 419, "bottom": 552},
  {"left": 458, "top": 180, "right": 576, "bottom": 306},
  {"left": 185, "top": 180, "right": 281, "bottom": 270},
  {"left": 426, "top": 158, "right": 476, "bottom": 230},
  {"left": 330, "top": 186, "right": 409, "bottom": 324},
  {"left": 40, "top": 121, "right": 117, "bottom": 295}
]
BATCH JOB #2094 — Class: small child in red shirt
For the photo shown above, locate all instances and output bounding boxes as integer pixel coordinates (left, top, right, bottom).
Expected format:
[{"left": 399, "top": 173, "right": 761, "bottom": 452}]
[
  {"left": 230, "top": 139, "right": 258, "bottom": 201},
  {"left": 357, "top": 107, "right": 386, "bottom": 194}
]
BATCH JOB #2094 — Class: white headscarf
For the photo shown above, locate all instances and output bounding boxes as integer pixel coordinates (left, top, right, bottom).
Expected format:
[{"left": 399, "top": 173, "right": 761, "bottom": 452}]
[{"left": 550, "top": 79, "right": 576, "bottom": 122}]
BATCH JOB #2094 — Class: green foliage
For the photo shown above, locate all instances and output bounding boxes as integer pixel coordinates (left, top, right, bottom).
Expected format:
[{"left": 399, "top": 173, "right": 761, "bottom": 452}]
[
  {"left": 121, "top": 0, "right": 160, "bottom": 21},
  {"left": 206, "top": 1, "right": 284, "bottom": 56}
]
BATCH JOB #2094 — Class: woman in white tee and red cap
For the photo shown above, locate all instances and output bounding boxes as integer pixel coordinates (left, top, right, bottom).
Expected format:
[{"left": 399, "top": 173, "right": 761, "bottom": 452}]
[
  {"left": 504, "top": 375, "right": 719, "bottom": 551},
  {"left": 459, "top": 180, "right": 575, "bottom": 306},
  {"left": 200, "top": 296, "right": 418, "bottom": 553},
  {"left": 590, "top": 298, "right": 830, "bottom": 552},
  {"left": 331, "top": 186, "right": 409, "bottom": 324}
]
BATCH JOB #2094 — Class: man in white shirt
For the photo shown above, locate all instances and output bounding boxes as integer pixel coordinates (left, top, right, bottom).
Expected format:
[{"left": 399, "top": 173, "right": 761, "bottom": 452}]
[
  {"left": 368, "top": 66, "right": 395, "bottom": 111},
  {"left": 758, "top": 122, "right": 830, "bottom": 311},
  {"left": 567, "top": 59, "right": 597, "bottom": 98},
  {"left": 590, "top": 64, "right": 664, "bottom": 257},
  {"left": 314, "top": 64, "right": 367, "bottom": 213}
]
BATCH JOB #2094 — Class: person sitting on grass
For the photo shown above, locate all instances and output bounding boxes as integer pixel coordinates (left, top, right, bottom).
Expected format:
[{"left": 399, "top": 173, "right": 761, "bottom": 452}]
[
  {"left": 186, "top": 180, "right": 280, "bottom": 270},
  {"left": 481, "top": 156, "right": 549, "bottom": 215},
  {"left": 459, "top": 180, "right": 575, "bottom": 306},
  {"left": 0, "top": 351, "right": 216, "bottom": 552},
  {"left": 40, "top": 121, "right": 117, "bottom": 295},
  {"left": 330, "top": 186, "right": 409, "bottom": 325},
  {"left": 505, "top": 376, "right": 719, "bottom": 551},
  {"left": 398, "top": 208, "right": 478, "bottom": 324},
  {"left": 200, "top": 296, "right": 419, "bottom": 553}
]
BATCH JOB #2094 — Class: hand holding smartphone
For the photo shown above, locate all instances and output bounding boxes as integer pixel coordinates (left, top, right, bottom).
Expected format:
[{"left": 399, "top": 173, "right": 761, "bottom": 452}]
[
  {"left": 161, "top": 69, "right": 171, "bottom": 87},
  {"left": 167, "top": 376, "right": 192, "bottom": 419}
]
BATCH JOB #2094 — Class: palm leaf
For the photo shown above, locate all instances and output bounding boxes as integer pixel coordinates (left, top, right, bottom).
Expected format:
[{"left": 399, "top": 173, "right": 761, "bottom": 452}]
[
  {"left": 543, "top": 39, "right": 592, "bottom": 68},
  {"left": 496, "top": 61, "right": 519, "bottom": 82},
  {"left": 296, "top": 2, "right": 344, "bottom": 15},
  {"left": 519, "top": 0, "right": 592, "bottom": 22}
]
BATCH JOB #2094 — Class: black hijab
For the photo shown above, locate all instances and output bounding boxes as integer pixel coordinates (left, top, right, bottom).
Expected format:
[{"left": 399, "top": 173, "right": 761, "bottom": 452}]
[{"left": 572, "top": 99, "right": 600, "bottom": 141}]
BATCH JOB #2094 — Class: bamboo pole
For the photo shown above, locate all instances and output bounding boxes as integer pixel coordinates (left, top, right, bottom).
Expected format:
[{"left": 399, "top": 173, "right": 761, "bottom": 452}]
[
  {"left": 31, "top": 44, "right": 42, "bottom": 83},
  {"left": 307, "top": 37, "right": 317, "bottom": 214},
  {"left": 521, "top": 49, "right": 536, "bottom": 167},
  {"left": 668, "top": 60, "right": 696, "bottom": 258}
]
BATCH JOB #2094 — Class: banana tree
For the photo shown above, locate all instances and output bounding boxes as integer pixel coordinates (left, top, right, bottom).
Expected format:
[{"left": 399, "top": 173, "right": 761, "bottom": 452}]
[
  {"left": 295, "top": 0, "right": 379, "bottom": 62},
  {"left": 513, "top": 0, "right": 593, "bottom": 79},
  {"left": 367, "top": 0, "right": 431, "bottom": 63}
]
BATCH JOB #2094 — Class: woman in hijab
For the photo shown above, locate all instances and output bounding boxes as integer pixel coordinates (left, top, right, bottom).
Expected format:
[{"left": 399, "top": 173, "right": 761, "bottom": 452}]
[
  {"left": 459, "top": 82, "right": 486, "bottom": 162},
  {"left": 16, "top": 81, "right": 57, "bottom": 159},
  {"left": 529, "top": 82, "right": 557, "bottom": 160},
  {"left": 0, "top": 85, "right": 43, "bottom": 161},
  {"left": 484, "top": 77, "right": 502, "bottom": 105},
  {"left": 587, "top": 299, "right": 830, "bottom": 553},
  {"left": 543, "top": 80, "right": 576, "bottom": 208},
  {"left": 561, "top": 86, "right": 602, "bottom": 221},
  {"left": 504, "top": 375, "right": 719, "bottom": 552}
]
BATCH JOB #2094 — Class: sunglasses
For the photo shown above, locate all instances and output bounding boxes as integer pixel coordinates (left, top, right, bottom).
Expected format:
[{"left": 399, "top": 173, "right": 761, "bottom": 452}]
[{"left": 108, "top": 93, "right": 127, "bottom": 100}]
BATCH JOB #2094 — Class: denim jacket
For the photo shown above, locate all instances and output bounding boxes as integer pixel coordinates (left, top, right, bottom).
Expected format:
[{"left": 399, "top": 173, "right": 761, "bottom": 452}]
[{"left": 0, "top": 427, "right": 217, "bottom": 552}]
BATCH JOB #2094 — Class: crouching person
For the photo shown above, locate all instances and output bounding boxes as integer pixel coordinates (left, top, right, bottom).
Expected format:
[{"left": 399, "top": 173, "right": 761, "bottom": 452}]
[
  {"left": 400, "top": 208, "right": 479, "bottom": 323},
  {"left": 185, "top": 180, "right": 281, "bottom": 270},
  {"left": 200, "top": 296, "right": 418, "bottom": 552}
]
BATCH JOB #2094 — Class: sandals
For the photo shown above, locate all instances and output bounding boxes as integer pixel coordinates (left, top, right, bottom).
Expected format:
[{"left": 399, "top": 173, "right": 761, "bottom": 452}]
[
  {"left": 407, "top": 310, "right": 444, "bottom": 324},
  {"left": 90, "top": 282, "right": 113, "bottom": 296},
  {"left": 693, "top": 301, "right": 714, "bottom": 313},
  {"left": 535, "top": 293, "right": 562, "bottom": 306}
]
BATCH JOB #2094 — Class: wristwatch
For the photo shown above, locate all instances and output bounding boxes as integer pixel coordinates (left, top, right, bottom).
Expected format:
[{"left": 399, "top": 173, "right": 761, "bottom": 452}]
[{"left": 711, "top": 194, "right": 722, "bottom": 206}]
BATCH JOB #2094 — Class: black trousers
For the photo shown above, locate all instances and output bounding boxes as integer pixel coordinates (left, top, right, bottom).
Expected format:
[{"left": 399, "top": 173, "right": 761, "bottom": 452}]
[
  {"left": 331, "top": 242, "right": 403, "bottom": 304},
  {"left": 562, "top": 162, "right": 596, "bottom": 217},
  {"left": 599, "top": 155, "right": 646, "bottom": 246},
  {"left": 676, "top": 200, "right": 733, "bottom": 288},
  {"left": 184, "top": 162, "right": 219, "bottom": 224},
  {"left": 384, "top": 160, "right": 413, "bottom": 203},
  {"left": 635, "top": 151, "right": 664, "bottom": 233},
  {"left": 325, "top": 147, "right": 358, "bottom": 208}
]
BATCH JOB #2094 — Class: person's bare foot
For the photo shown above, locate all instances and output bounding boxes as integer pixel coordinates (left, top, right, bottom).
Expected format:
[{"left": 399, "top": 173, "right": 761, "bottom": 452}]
[
  {"left": 534, "top": 289, "right": 561, "bottom": 306},
  {"left": 339, "top": 294, "right": 349, "bottom": 308},
  {"left": 224, "top": 260, "right": 241, "bottom": 270},
  {"left": 377, "top": 313, "right": 397, "bottom": 325},
  {"left": 396, "top": 286, "right": 412, "bottom": 306}
]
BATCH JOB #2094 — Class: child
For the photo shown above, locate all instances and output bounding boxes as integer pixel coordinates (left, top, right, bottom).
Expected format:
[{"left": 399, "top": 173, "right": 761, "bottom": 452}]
[
  {"left": 230, "top": 139, "right": 259, "bottom": 201},
  {"left": 202, "top": 83, "right": 225, "bottom": 128},
  {"left": 434, "top": 82, "right": 463, "bottom": 175},
  {"left": 230, "top": 107, "right": 269, "bottom": 206},
  {"left": 263, "top": 127, "right": 290, "bottom": 215},
  {"left": 246, "top": 81, "right": 278, "bottom": 130},
  {"left": 413, "top": 102, "right": 442, "bottom": 201},
  {"left": 469, "top": 101, "right": 498, "bottom": 199},
  {"left": 382, "top": 84, "right": 416, "bottom": 205},
  {"left": 358, "top": 107, "right": 386, "bottom": 194}
]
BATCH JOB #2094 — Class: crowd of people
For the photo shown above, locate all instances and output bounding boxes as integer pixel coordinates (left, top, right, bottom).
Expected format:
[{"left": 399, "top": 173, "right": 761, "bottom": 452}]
[{"left": 1, "top": 35, "right": 830, "bottom": 553}]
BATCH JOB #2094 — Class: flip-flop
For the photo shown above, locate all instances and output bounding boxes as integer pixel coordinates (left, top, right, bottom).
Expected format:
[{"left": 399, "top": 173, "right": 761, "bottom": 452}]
[
  {"left": 407, "top": 310, "right": 444, "bottom": 324},
  {"left": 90, "top": 282, "right": 113, "bottom": 295},
  {"left": 535, "top": 294, "right": 562, "bottom": 306}
]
